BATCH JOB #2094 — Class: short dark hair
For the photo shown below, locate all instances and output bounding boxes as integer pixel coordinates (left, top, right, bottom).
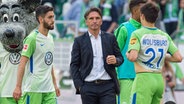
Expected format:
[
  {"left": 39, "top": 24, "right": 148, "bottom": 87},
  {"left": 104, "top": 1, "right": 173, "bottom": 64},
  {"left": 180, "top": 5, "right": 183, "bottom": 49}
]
[
  {"left": 35, "top": 5, "right": 54, "bottom": 23},
  {"left": 84, "top": 7, "right": 102, "bottom": 20},
  {"left": 140, "top": 2, "right": 159, "bottom": 23},
  {"left": 129, "top": 0, "right": 147, "bottom": 12}
]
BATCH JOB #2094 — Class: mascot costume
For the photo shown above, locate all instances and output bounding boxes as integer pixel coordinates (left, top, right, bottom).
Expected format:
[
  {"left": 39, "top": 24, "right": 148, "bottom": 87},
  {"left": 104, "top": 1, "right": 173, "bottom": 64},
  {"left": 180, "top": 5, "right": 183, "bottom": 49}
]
[{"left": 0, "top": 0, "right": 41, "bottom": 103}]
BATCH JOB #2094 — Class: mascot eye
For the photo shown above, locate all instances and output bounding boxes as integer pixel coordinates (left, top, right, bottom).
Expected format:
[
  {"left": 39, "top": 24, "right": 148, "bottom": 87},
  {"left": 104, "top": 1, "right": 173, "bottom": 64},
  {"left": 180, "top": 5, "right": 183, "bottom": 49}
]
[
  {"left": 13, "top": 13, "right": 19, "bottom": 22},
  {"left": 3, "top": 14, "right": 9, "bottom": 23}
]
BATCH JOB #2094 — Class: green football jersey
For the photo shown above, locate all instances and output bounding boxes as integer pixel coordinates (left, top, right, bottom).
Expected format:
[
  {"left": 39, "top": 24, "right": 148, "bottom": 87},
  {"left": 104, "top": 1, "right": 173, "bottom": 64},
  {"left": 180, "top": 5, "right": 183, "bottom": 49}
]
[
  {"left": 0, "top": 43, "right": 21, "bottom": 97},
  {"left": 22, "top": 30, "right": 55, "bottom": 92},
  {"left": 128, "top": 27, "right": 178, "bottom": 70}
]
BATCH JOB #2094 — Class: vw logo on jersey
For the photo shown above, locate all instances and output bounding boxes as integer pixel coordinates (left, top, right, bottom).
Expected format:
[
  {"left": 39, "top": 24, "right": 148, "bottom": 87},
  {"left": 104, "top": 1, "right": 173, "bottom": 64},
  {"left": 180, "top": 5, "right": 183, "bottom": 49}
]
[
  {"left": 45, "top": 51, "right": 53, "bottom": 65},
  {"left": 9, "top": 53, "right": 21, "bottom": 65}
]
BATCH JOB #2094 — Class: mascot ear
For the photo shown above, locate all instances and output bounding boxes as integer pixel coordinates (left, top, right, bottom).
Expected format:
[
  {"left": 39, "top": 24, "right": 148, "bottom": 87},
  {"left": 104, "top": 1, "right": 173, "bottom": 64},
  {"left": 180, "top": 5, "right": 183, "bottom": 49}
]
[{"left": 18, "top": 0, "right": 42, "bottom": 13}]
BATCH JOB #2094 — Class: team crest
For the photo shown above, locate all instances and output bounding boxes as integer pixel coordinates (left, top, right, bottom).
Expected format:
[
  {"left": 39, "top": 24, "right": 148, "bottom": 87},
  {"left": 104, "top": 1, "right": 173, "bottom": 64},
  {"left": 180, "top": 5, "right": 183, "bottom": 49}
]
[
  {"left": 9, "top": 53, "right": 21, "bottom": 65},
  {"left": 130, "top": 38, "right": 137, "bottom": 45},
  {"left": 45, "top": 51, "right": 53, "bottom": 65}
]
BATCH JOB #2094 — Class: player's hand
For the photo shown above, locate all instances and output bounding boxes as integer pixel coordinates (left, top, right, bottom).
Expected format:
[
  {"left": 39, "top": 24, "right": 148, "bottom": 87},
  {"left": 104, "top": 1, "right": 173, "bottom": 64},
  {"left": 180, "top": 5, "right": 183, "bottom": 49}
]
[
  {"left": 13, "top": 86, "right": 22, "bottom": 101},
  {"left": 55, "top": 86, "right": 61, "bottom": 97}
]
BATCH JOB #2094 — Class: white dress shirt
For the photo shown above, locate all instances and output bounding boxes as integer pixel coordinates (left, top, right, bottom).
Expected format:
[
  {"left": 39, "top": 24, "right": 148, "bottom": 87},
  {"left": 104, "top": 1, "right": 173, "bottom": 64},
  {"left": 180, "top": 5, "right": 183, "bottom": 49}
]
[{"left": 85, "top": 31, "right": 111, "bottom": 82}]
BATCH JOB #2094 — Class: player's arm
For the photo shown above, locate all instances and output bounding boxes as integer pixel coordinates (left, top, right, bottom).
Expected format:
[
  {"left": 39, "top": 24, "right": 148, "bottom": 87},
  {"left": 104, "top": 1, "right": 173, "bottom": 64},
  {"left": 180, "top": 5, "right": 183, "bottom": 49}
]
[
  {"left": 165, "top": 51, "right": 182, "bottom": 62},
  {"left": 165, "top": 35, "right": 183, "bottom": 62},
  {"left": 13, "top": 56, "right": 28, "bottom": 100},
  {"left": 13, "top": 35, "right": 36, "bottom": 100},
  {"left": 51, "top": 67, "right": 60, "bottom": 97},
  {"left": 126, "top": 50, "right": 138, "bottom": 62},
  {"left": 126, "top": 33, "right": 140, "bottom": 62}
]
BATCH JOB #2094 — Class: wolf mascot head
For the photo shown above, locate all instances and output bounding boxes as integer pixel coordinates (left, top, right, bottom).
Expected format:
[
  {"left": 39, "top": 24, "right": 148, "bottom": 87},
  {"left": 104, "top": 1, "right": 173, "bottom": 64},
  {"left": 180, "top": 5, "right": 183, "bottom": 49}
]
[{"left": 0, "top": 0, "right": 41, "bottom": 53}]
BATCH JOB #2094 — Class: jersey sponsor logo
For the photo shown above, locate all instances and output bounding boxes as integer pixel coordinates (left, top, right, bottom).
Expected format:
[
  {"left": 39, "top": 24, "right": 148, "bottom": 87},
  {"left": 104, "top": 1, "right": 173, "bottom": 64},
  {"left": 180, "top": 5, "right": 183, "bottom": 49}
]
[
  {"left": 23, "top": 44, "right": 28, "bottom": 51},
  {"left": 45, "top": 51, "right": 53, "bottom": 65},
  {"left": 9, "top": 53, "right": 21, "bottom": 65},
  {"left": 130, "top": 38, "right": 137, "bottom": 45}
]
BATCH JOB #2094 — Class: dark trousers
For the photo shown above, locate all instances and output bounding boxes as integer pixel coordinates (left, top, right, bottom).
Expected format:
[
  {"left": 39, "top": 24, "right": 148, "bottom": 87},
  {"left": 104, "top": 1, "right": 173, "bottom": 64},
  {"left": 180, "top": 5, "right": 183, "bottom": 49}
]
[{"left": 80, "top": 81, "right": 116, "bottom": 104}]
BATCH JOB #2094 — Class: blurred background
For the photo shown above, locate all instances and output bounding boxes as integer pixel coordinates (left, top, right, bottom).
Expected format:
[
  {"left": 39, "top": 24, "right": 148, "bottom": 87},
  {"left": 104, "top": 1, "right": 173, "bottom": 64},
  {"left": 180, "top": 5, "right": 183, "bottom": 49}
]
[{"left": 39, "top": 0, "right": 184, "bottom": 103}]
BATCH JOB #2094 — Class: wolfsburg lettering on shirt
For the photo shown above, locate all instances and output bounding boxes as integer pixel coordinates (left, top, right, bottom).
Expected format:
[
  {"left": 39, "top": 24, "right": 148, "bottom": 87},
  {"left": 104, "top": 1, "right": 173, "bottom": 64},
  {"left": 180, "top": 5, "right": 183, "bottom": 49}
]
[
  {"left": 142, "top": 37, "right": 167, "bottom": 46},
  {"left": 139, "top": 34, "right": 169, "bottom": 70}
]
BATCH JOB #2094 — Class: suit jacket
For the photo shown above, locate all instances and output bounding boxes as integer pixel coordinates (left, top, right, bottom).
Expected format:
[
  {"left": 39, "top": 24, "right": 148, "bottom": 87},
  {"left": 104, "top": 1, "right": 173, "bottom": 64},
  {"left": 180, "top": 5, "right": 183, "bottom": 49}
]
[{"left": 70, "top": 31, "right": 123, "bottom": 95}]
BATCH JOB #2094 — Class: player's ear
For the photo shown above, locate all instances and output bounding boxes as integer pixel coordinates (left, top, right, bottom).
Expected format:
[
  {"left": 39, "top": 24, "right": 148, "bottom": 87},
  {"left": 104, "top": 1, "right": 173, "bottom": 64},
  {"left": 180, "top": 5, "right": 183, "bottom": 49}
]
[
  {"left": 38, "top": 16, "right": 43, "bottom": 23},
  {"left": 140, "top": 13, "right": 145, "bottom": 21}
]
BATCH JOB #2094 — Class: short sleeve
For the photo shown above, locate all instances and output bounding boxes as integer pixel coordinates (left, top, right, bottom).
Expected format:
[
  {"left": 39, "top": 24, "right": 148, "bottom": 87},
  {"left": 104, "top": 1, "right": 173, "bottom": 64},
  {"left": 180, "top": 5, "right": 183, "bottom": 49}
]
[
  {"left": 167, "top": 36, "right": 178, "bottom": 55},
  {"left": 21, "top": 37, "right": 36, "bottom": 58},
  {"left": 128, "top": 32, "right": 140, "bottom": 52}
]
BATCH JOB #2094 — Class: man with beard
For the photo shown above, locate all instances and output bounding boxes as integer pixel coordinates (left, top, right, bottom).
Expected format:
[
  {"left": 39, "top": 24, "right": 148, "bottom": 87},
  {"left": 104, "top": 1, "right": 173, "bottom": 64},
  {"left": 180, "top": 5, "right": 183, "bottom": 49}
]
[{"left": 13, "top": 5, "right": 60, "bottom": 104}]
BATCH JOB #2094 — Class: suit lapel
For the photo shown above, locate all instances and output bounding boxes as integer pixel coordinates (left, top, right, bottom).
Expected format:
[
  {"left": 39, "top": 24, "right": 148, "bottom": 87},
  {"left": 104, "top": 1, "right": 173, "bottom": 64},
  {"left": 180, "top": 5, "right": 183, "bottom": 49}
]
[
  {"left": 84, "top": 32, "right": 93, "bottom": 56},
  {"left": 101, "top": 31, "right": 107, "bottom": 59}
]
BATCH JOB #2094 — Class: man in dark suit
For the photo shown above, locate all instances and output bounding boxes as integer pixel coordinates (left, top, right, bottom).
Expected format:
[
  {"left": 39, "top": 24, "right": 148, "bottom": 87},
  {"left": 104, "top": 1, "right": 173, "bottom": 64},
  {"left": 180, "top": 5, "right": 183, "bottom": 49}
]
[{"left": 70, "top": 7, "right": 123, "bottom": 104}]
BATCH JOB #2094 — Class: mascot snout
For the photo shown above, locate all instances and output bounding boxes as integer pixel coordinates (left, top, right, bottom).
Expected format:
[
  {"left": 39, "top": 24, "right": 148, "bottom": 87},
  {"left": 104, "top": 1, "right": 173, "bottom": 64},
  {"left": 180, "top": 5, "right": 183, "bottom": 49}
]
[
  {"left": 4, "top": 29, "right": 15, "bottom": 38},
  {"left": 0, "top": 23, "right": 26, "bottom": 53}
]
